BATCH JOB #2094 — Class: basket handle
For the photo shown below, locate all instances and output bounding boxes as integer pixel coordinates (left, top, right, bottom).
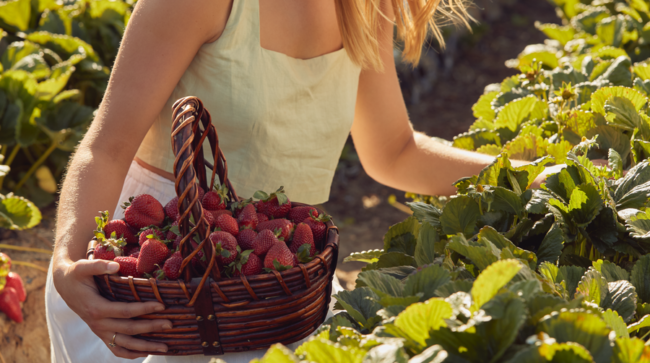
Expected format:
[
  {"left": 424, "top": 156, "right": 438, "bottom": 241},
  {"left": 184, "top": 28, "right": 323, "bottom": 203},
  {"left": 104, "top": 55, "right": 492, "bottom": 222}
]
[{"left": 170, "top": 96, "right": 238, "bottom": 289}]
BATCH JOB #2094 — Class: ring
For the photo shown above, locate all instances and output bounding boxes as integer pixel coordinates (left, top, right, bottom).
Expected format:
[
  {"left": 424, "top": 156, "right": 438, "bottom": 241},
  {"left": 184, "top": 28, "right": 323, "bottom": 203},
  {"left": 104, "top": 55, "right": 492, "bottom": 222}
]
[{"left": 108, "top": 334, "right": 117, "bottom": 348}]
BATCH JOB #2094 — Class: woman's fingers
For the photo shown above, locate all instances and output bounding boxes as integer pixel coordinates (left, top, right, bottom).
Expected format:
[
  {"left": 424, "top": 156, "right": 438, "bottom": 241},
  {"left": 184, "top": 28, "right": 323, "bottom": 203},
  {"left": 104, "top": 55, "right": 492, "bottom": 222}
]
[
  {"left": 70, "top": 259, "right": 120, "bottom": 277},
  {"left": 114, "top": 333, "right": 168, "bottom": 353},
  {"left": 101, "top": 317, "right": 173, "bottom": 336},
  {"left": 95, "top": 299, "right": 166, "bottom": 319},
  {"left": 105, "top": 337, "right": 152, "bottom": 359}
]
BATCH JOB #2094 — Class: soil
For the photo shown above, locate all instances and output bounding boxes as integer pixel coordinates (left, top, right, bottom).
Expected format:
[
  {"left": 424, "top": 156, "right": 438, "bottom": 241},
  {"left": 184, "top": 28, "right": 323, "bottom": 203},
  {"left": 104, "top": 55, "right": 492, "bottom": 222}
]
[{"left": 0, "top": 1, "right": 560, "bottom": 361}]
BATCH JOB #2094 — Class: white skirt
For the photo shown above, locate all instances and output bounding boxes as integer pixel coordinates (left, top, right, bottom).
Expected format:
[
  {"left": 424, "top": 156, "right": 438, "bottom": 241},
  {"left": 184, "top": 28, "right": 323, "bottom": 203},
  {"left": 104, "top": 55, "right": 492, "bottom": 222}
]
[{"left": 46, "top": 161, "right": 337, "bottom": 363}]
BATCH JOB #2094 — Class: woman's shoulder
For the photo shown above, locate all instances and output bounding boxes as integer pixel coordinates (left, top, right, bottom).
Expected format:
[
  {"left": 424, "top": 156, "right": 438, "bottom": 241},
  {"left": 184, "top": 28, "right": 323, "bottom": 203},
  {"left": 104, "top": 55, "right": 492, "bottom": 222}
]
[{"left": 132, "top": 0, "right": 233, "bottom": 45}]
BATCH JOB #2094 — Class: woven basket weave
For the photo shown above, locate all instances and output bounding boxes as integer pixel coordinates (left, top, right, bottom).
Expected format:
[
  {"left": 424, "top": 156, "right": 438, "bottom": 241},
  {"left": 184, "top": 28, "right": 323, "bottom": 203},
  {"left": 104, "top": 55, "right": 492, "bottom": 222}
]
[{"left": 87, "top": 96, "right": 340, "bottom": 356}]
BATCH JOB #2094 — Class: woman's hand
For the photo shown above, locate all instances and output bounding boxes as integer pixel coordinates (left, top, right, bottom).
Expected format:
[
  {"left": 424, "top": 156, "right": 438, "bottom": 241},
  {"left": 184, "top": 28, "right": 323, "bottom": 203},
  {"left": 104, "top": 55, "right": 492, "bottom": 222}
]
[{"left": 53, "top": 258, "right": 172, "bottom": 359}]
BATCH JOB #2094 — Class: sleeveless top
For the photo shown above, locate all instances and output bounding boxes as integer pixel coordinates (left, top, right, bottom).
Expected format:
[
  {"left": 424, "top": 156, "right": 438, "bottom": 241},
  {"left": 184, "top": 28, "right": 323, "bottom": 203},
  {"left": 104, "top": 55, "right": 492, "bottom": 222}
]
[{"left": 135, "top": 0, "right": 361, "bottom": 205}]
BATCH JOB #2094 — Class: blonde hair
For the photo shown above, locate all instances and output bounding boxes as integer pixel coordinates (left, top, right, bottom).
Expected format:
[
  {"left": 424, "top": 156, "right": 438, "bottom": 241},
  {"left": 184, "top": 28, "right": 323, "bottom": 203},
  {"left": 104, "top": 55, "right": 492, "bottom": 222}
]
[{"left": 335, "top": 0, "right": 474, "bottom": 70}]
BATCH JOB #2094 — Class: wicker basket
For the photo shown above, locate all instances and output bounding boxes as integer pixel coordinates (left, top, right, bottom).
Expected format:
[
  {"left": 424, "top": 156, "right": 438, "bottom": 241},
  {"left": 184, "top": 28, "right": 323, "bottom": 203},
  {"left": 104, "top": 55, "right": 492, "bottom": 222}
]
[{"left": 87, "top": 96, "right": 340, "bottom": 356}]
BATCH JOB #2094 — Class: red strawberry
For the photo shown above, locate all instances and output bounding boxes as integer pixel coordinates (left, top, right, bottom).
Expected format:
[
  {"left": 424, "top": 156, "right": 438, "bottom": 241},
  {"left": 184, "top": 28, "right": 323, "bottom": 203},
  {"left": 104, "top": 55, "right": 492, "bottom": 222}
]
[
  {"left": 252, "top": 229, "right": 280, "bottom": 256},
  {"left": 114, "top": 256, "right": 142, "bottom": 277},
  {"left": 164, "top": 196, "right": 179, "bottom": 221},
  {"left": 139, "top": 227, "right": 166, "bottom": 246},
  {"left": 104, "top": 219, "right": 137, "bottom": 245},
  {"left": 254, "top": 187, "right": 291, "bottom": 218},
  {"left": 293, "top": 254, "right": 300, "bottom": 266},
  {"left": 289, "top": 223, "right": 316, "bottom": 255},
  {"left": 137, "top": 237, "right": 169, "bottom": 274},
  {"left": 173, "top": 235, "right": 183, "bottom": 250},
  {"left": 264, "top": 243, "right": 295, "bottom": 271},
  {"left": 123, "top": 194, "right": 165, "bottom": 229},
  {"left": 205, "top": 210, "right": 232, "bottom": 227},
  {"left": 215, "top": 214, "right": 239, "bottom": 236},
  {"left": 94, "top": 236, "right": 126, "bottom": 261},
  {"left": 210, "top": 231, "right": 238, "bottom": 265},
  {"left": 255, "top": 200, "right": 269, "bottom": 217},
  {"left": 256, "top": 213, "right": 269, "bottom": 223},
  {"left": 256, "top": 219, "right": 294, "bottom": 241},
  {"left": 232, "top": 198, "right": 254, "bottom": 217},
  {"left": 162, "top": 252, "right": 183, "bottom": 280},
  {"left": 233, "top": 252, "right": 262, "bottom": 276},
  {"left": 288, "top": 206, "right": 318, "bottom": 224},
  {"left": 0, "top": 287, "right": 23, "bottom": 323},
  {"left": 237, "top": 204, "right": 259, "bottom": 230},
  {"left": 6, "top": 272, "right": 25, "bottom": 302},
  {"left": 202, "top": 185, "right": 229, "bottom": 211},
  {"left": 304, "top": 214, "right": 331, "bottom": 245},
  {"left": 124, "top": 244, "right": 140, "bottom": 257},
  {"left": 237, "top": 229, "right": 258, "bottom": 251}
]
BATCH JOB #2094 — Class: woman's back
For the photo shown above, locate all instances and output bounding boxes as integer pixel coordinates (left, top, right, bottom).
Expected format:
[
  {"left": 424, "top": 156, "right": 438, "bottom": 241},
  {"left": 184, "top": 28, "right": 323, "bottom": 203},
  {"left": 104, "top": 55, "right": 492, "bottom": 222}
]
[{"left": 135, "top": 0, "right": 361, "bottom": 204}]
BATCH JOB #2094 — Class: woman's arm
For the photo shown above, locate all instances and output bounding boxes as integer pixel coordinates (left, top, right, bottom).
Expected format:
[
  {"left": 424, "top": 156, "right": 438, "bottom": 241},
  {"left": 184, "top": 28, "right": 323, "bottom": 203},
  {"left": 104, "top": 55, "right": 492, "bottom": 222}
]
[
  {"left": 52, "top": 0, "right": 230, "bottom": 357},
  {"left": 351, "top": 3, "right": 525, "bottom": 196}
]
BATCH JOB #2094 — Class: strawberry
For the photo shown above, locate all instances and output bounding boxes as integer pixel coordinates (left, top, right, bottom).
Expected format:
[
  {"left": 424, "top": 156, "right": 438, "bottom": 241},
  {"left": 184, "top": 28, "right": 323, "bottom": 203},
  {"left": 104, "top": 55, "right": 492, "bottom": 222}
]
[
  {"left": 237, "top": 204, "right": 258, "bottom": 230},
  {"left": 264, "top": 243, "right": 295, "bottom": 271},
  {"left": 210, "top": 231, "right": 238, "bottom": 265},
  {"left": 202, "top": 184, "right": 229, "bottom": 211},
  {"left": 254, "top": 187, "right": 291, "bottom": 218},
  {"left": 215, "top": 214, "right": 239, "bottom": 236},
  {"left": 124, "top": 244, "right": 140, "bottom": 257},
  {"left": 5, "top": 272, "right": 25, "bottom": 302},
  {"left": 173, "top": 235, "right": 183, "bottom": 250},
  {"left": 94, "top": 235, "right": 126, "bottom": 260},
  {"left": 162, "top": 252, "right": 183, "bottom": 280},
  {"left": 256, "top": 219, "right": 294, "bottom": 241},
  {"left": 164, "top": 197, "right": 179, "bottom": 221},
  {"left": 231, "top": 198, "right": 254, "bottom": 217},
  {"left": 138, "top": 227, "right": 166, "bottom": 246},
  {"left": 255, "top": 200, "right": 269, "bottom": 217},
  {"left": 123, "top": 194, "right": 165, "bottom": 229},
  {"left": 236, "top": 229, "right": 258, "bottom": 251},
  {"left": 205, "top": 209, "right": 232, "bottom": 227},
  {"left": 288, "top": 206, "right": 318, "bottom": 224},
  {"left": 289, "top": 223, "right": 316, "bottom": 255},
  {"left": 0, "top": 287, "right": 23, "bottom": 323},
  {"left": 304, "top": 214, "right": 331, "bottom": 245},
  {"left": 252, "top": 229, "right": 280, "bottom": 256},
  {"left": 233, "top": 251, "right": 262, "bottom": 276},
  {"left": 114, "top": 256, "right": 142, "bottom": 277},
  {"left": 256, "top": 213, "right": 269, "bottom": 223},
  {"left": 95, "top": 211, "right": 137, "bottom": 244},
  {"left": 137, "top": 237, "right": 169, "bottom": 274}
]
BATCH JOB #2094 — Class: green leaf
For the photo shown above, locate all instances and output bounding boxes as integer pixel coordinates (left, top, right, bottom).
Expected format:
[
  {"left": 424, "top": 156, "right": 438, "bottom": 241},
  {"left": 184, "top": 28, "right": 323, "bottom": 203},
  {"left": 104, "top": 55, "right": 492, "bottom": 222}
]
[
  {"left": 603, "top": 309, "right": 629, "bottom": 338},
  {"left": 0, "top": 0, "right": 30, "bottom": 31},
  {"left": 356, "top": 270, "right": 404, "bottom": 298},
  {"left": 576, "top": 268, "right": 609, "bottom": 307},
  {"left": 384, "top": 217, "right": 420, "bottom": 255},
  {"left": 473, "top": 91, "right": 499, "bottom": 122},
  {"left": 604, "top": 96, "right": 650, "bottom": 138},
  {"left": 363, "top": 344, "right": 409, "bottom": 363},
  {"left": 440, "top": 195, "right": 480, "bottom": 237},
  {"left": 494, "top": 96, "right": 542, "bottom": 132},
  {"left": 36, "top": 64, "right": 74, "bottom": 101},
  {"left": 567, "top": 183, "right": 604, "bottom": 227},
  {"left": 631, "top": 255, "right": 650, "bottom": 303},
  {"left": 558, "top": 265, "right": 587, "bottom": 299},
  {"left": 537, "top": 223, "right": 565, "bottom": 265},
  {"left": 626, "top": 314, "right": 650, "bottom": 334},
  {"left": 251, "top": 344, "right": 299, "bottom": 363},
  {"left": 596, "top": 16, "right": 625, "bottom": 47},
  {"left": 446, "top": 233, "right": 499, "bottom": 271},
  {"left": 407, "top": 202, "right": 441, "bottom": 227},
  {"left": 600, "top": 56, "right": 633, "bottom": 87},
  {"left": 539, "top": 310, "right": 613, "bottom": 363},
  {"left": 592, "top": 260, "right": 630, "bottom": 282},
  {"left": 505, "top": 342, "right": 596, "bottom": 363},
  {"left": 435, "top": 280, "right": 473, "bottom": 298},
  {"left": 393, "top": 298, "right": 453, "bottom": 348},
  {"left": 624, "top": 209, "right": 650, "bottom": 241},
  {"left": 535, "top": 22, "right": 576, "bottom": 46},
  {"left": 0, "top": 193, "right": 42, "bottom": 230},
  {"left": 404, "top": 265, "right": 451, "bottom": 302},
  {"left": 25, "top": 32, "right": 98, "bottom": 62},
  {"left": 295, "top": 338, "right": 366, "bottom": 363},
  {"left": 607, "top": 281, "right": 637, "bottom": 323},
  {"left": 612, "top": 337, "right": 650, "bottom": 363},
  {"left": 344, "top": 250, "right": 384, "bottom": 264},
  {"left": 477, "top": 226, "right": 537, "bottom": 269},
  {"left": 609, "top": 149, "right": 623, "bottom": 177},
  {"left": 591, "top": 86, "right": 647, "bottom": 117},
  {"left": 407, "top": 345, "right": 448, "bottom": 363},
  {"left": 452, "top": 129, "right": 501, "bottom": 151},
  {"left": 414, "top": 222, "right": 438, "bottom": 266},
  {"left": 375, "top": 252, "right": 417, "bottom": 269},
  {"left": 333, "top": 287, "right": 383, "bottom": 330},
  {"left": 633, "top": 62, "right": 650, "bottom": 81},
  {"left": 470, "top": 259, "right": 521, "bottom": 312},
  {"left": 480, "top": 291, "right": 528, "bottom": 363}
]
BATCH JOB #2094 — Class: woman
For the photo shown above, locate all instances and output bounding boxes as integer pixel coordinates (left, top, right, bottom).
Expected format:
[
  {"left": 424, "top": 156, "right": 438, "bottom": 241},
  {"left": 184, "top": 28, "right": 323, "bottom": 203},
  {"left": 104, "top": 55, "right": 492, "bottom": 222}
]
[{"left": 46, "top": 0, "right": 517, "bottom": 361}]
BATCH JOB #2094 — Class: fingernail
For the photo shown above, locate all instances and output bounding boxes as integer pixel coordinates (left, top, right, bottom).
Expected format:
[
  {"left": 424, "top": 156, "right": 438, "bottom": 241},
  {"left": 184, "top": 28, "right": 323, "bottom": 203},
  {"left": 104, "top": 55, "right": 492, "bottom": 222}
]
[
  {"left": 154, "top": 305, "right": 165, "bottom": 312},
  {"left": 107, "top": 262, "right": 120, "bottom": 273},
  {"left": 163, "top": 323, "right": 172, "bottom": 330},
  {"left": 157, "top": 347, "right": 168, "bottom": 353}
]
